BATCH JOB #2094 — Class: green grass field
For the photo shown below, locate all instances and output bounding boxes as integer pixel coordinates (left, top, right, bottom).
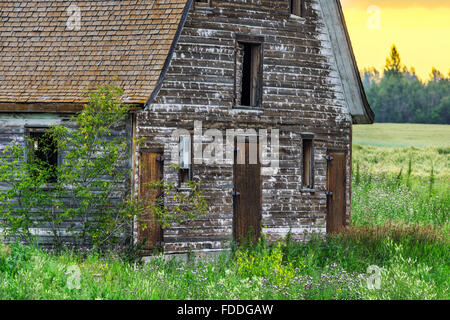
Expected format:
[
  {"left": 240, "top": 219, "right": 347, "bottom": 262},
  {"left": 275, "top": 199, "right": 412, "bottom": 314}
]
[
  {"left": 352, "top": 123, "right": 449, "bottom": 226},
  {"left": 353, "top": 123, "right": 450, "bottom": 192},
  {"left": 353, "top": 123, "right": 450, "bottom": 148},
  {"left": 0, "top": 123, "right": 448, "bottom": 300}
]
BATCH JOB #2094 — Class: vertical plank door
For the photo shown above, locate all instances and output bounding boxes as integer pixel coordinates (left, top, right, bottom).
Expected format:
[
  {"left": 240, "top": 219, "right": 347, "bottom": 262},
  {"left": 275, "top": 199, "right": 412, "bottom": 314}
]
[
  {"left": 326, "top": 152, "right": 347, "bottom": 233},
  {"left": 138, "top": 152, "right": 163, "bottom": 252},
  {"left": 233, "top": 140, "right": 262, "bottom": 245}
]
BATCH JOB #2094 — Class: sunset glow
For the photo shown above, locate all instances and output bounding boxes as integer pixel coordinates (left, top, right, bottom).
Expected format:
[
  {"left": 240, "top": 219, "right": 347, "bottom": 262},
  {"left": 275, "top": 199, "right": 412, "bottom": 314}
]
[{"left": 341, "top": 0, "right": 450, "bottom": 81}]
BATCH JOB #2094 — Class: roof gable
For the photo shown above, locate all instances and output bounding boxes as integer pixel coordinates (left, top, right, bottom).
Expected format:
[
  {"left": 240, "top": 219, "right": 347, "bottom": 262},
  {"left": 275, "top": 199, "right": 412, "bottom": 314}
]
[
  {"left": 0, "top": 0, "right": 190, "bottom": 107},
  {"left": 319, "top": 0, "right": 374, "bottom": 124}
]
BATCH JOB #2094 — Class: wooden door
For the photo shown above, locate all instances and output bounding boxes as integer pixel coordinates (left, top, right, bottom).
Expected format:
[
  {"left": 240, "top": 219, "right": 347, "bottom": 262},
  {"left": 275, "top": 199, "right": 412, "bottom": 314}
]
[
  {"left": 326, "top": 152, "right": 347, "bottom": 233},
  {"left": 233, "top": 140, "right": 262, "bottom": 245},
  {"left": 138, "top": 152, "right": 163, "bottom": 252}
]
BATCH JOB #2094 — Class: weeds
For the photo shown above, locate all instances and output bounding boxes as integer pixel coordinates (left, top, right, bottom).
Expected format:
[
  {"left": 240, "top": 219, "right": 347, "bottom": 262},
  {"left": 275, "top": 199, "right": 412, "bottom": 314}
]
[
  {"left": 0, "top": 221, "right": 448, "bottom": 300},
  {"left": 0, "top": 140, "right": 447, "bottom": 300}
]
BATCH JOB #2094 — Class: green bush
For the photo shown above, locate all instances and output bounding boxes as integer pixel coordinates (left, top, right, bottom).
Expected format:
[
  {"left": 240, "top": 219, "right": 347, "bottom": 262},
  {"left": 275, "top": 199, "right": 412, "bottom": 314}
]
[{"left": 0, "top": 85, "right": 139, "bottom": 248}]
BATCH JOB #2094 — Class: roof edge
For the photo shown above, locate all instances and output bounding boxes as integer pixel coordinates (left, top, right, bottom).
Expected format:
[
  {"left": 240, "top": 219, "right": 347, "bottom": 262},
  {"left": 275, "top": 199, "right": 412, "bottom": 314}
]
[
  {"left": 143, "top": 0, "right": 193, "bottom": 110},
  {"left": 335, "top": 0, "right": 374, "bottom": 124},
  {"left": 319, "top": 0, "right": 375, "bottom": 124},
  {"left": 0, "top": 102, "right": 144, "bottom": 113}
]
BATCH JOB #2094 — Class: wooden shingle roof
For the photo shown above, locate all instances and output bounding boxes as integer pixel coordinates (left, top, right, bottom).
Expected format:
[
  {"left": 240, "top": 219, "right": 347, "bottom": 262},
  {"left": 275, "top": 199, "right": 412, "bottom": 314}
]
[{"left": 0, "top": 0, "right": 190, "bottom": 108}]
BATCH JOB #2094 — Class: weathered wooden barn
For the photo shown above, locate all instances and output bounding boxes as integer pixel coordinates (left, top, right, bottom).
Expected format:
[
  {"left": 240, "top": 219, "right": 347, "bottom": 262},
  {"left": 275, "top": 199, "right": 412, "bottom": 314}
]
[{"left": 0, "top": 0, "right": 373, "bottom": 254}]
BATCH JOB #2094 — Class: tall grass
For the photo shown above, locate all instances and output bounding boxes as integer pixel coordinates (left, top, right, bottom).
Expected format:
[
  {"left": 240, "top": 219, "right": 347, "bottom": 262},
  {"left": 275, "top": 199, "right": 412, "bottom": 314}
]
[
  {"left": 352, "top": 144, "right": 449, "bottom": 190},
  {"left": 0, "top": 224, "right": 448, "bottom": 300},
  {"left": 351, "top": 173, "right": 449, "bottom": 227},
  {"left": 0, "top": 168, "right": 448, "bottom": 300},
  {"left": 0, "top": 139, "right": 448, "bottom": 300}
]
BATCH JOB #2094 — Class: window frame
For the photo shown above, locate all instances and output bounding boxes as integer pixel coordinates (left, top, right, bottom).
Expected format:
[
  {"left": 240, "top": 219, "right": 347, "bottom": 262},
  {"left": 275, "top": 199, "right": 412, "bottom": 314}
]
[
  {"left": 234, "top": 34, "right": 265, "bottom": 110},
  {"left": 178, "top": 134, "right": 193, "bottom": 189},
  {"left": 194, "top": 0, "right": 212, "bottom": 9},
  {"left": 25, "top": 126, "right": 59, "bottom": 184},
  {"left": 290, "top": 0, "right": 305, "bottom": 18},
  {"left": 301, "top": 133, "right": 315, "bottom": 191}
]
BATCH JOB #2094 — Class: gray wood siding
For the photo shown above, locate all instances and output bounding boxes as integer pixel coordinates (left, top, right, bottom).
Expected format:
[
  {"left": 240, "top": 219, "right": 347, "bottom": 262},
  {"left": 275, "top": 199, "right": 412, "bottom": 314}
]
[{"left": 136, "top": 0, "right": 353, "bottom": 253}]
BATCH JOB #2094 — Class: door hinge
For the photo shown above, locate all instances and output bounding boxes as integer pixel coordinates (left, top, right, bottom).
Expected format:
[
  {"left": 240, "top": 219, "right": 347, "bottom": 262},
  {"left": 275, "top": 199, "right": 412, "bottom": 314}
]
[
  {"left": 325, "top": 155, "right": 334, "bottom": 162},
  {"left": 156, "top": 156, "right": 165, "bottom": 163},
  {"left": 326, "top": 191, "right": 333, "bottom": 197},
  {"left": 232, "top": 189, "right": 241, "bottom": 197}
]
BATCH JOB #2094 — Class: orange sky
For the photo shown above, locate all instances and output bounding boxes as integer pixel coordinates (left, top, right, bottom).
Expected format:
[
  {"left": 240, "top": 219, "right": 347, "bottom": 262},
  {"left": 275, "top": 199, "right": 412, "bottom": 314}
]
[{"left": 341, "top": 0, "right": 450, "bottom": 81}]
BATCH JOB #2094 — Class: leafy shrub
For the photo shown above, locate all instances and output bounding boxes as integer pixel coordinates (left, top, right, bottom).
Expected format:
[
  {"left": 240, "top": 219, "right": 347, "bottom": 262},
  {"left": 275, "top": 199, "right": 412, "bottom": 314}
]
[
  {"left": 235, "top": 242, "right": 297, "bottom": 287},
  {"left": 147, "top": 164, "right": 209, "bottom": 229},
  {"left": 0, "top": 85, "right": 210, "bottom": 254},
  {"left": 0, "top": 85, "right": 139, "bottom": 249}
]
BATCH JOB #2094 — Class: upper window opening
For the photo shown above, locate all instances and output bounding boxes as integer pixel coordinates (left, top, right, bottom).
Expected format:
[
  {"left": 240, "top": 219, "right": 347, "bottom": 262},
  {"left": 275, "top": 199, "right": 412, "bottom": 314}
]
[
  {"left": 290, "top": 0, "right": 304, "bottom": 17},
  {"left": 237, "top": 41, "right": 263, "bottom": 108},
  {"left": 195, "top": 0, "right": 211, "bottom": 7},
  {"left": 27, "top": 128, "right": 58, "bottom": 183}
]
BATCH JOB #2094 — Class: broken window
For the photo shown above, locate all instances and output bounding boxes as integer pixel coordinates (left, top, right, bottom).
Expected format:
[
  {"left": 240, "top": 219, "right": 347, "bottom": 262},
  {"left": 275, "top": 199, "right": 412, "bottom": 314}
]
[
  {"left": 27, "top": 127, "right": 58, "bottom": 183},
  {"left": 236, "top": 37, "right": 263, "bottom": 108},
  {"left": 302, "top": 137, "right": 314, "bottom": 189},
  {"left": 179, "top": 135, "right": 192, "bottom": 187},
  {"left": 290, "top": 0, "right": 304, "bottom": 17}
]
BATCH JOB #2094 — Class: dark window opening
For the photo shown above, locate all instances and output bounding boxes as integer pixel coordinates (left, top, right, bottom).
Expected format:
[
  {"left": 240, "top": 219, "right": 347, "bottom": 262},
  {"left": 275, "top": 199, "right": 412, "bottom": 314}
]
[
  {"left": 302, "top": 138, "right": 314, "bottom": 189},
  {"left": 239, "top": 42, "right": 262, "bottom": 108},
  {"left": 290, "top": 0, "right": 303, "bottom": 17},
  {"left": 195, "top": 0, "right": 211, "bottom": 7},
  {"left": 28, "top": 129, "right": 58, "bottom": 183},
  {"left": 179, "top": 168, "right": 191, "bottom": 186}
]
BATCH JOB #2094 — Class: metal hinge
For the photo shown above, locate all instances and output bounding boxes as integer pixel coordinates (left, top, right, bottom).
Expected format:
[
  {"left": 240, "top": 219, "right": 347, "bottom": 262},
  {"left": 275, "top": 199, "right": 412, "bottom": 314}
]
[
  {"left": 326, "top": 191, "right": 333, "bottom": 197},
  {"left": 156, "top": 156, "right": 165, "bottom": 163},
  {"left": 325, "top": 155, "right": 334, "bottom": 162},
  {"left": 232, "top": 189, "right": 241, "bottom": 197}
]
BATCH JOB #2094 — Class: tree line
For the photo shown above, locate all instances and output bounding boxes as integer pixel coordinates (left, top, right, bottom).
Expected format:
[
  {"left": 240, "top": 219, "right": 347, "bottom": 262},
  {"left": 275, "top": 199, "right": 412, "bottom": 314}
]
[{"left": 361, "top": 45, "right": 450, "bottom": 124}]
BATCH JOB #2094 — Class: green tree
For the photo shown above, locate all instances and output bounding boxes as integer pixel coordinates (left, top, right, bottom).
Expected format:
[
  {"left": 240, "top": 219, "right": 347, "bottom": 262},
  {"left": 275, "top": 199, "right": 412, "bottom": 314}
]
[
  {"left": 51, "top": 85, "right": 134, "bottom": 247},
  {"left": 0, "top": 85, "right": 210, "bottom": 250},
  {"left": 0, "top": 140, "right": 59, "bottom": 244},
  {"left": 361, "top": 67, "right": 380, "bottom": 88},
  {"left": 0, "top": 85, "right": 138, "bottom": 248},
  {"left": 430, "top": 67, "right": 444, "bottom": 83},
  {"left": 361, "top": 45, "right": 450, "bottom": 125},
  {"left": 384, "top": 44, "right": 403, "bottom": 77}
]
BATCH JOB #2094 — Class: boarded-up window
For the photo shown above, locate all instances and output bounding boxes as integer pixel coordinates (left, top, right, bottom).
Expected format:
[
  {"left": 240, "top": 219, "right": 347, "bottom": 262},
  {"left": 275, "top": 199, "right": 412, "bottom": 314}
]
[
  {"left": 235, "top": 36, "right": 264, "bottom": 108},
  {"left": 290, "top": 0, "right": 304, "bottom": 17},
  {"left": 27, "top": 127, "right": 58, "bottom": 183},
  {"left": 302, "top": 137, "right": 314, "bottom": 189},
  {"left": 179, "top": 135, "right": 192, "bottom": 187}
]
